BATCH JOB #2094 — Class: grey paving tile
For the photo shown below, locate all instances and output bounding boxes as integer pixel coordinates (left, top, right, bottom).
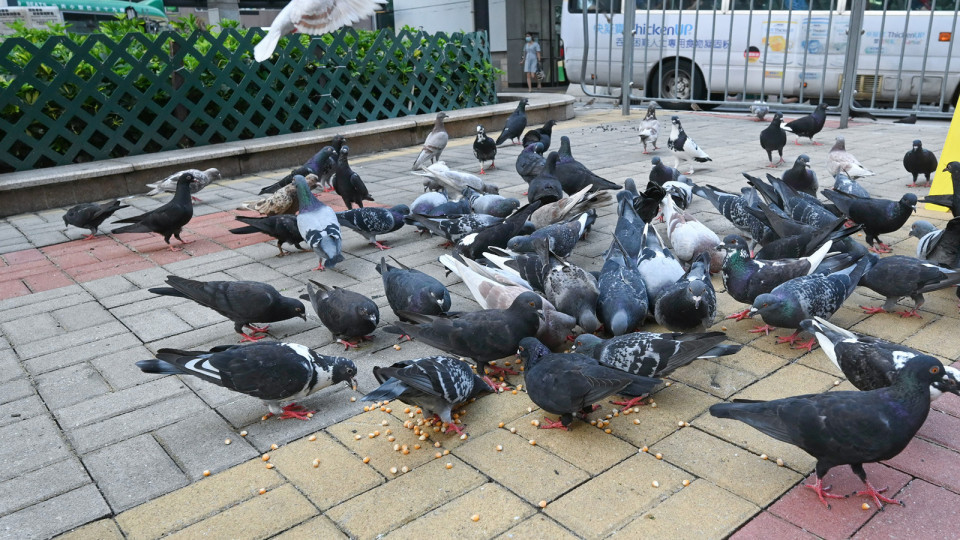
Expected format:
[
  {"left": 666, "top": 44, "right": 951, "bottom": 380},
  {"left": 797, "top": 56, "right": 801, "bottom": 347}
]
[
  {"left": 14, "top": 321, "right": 127, "bottom": 360},
  {"left": 155, "top": 410, "right": 259, "bottom": 480},
  {"left": 121, "top": 308, "right": 193, "bottom": 343},
  {"left": 0, "top": 395, "right": 47, "bottom": 429},
  {"left": 79, "top": 274, "right": 137, "bottom": 300},
  {"left": 83, "top": 434, "right": 188, "bottom": 513},
  {"left": 0, "top": 415, "right": 72, "bottom": 482},
  {"left": 0, "top": 349, "right": 24, "bottom": 384},
  {"left": 55, "top": 376, "right": 189, "bottom": 430},
  {"left": 0, "top": 312, "right": 62, "bottom": 347},
  {"left": 0, "top": 484, "right": 110, "bottom": 540},
  {"left": 0, "top": 458, "right": 90, "bottom": 517},
  {"left": 90, "top": 345, "right": 165, "bottom": 390},
  {"left": 0, "top": 287, "right": 89, "bottom": 324},
  {"left": 0, "top": 378, "right": 33, "bottom": 406},
  {"left": 35, "top": 363, "right": 111, "bottom": 411},
  {"left": 24, "top": 333, "right": 143, "bottom": 375},
  {"left": 52, "top": 302, "right": 117, "bottom": 332}
]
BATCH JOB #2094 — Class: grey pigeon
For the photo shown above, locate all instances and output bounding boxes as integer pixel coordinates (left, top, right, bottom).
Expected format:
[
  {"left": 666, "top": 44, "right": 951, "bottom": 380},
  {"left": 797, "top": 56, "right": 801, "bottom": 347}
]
[
  {"left": 519, "top": 337, "right": 661, "bottom": 430},
  {"left": 63, "top": 199, "right": 128, "bottom": 240},
  {"left": 638, "top": 222, "right": 685, "bottom": 309},
  {"left": 260, "top": 141, "right": 340, "bottom": 194},
  {"left": 112, "top": 172, "right": 196, "bottom": 251},
  {"left": 759, "top": 112, "right": 787, "bottom": 167},
  {"left": 414, "top": 161, "right": 499, "bottom": 200},
  {"left": 301, "top": 280, "right": 379, "bottom": 350},
  {"left": 457, "top": 201, "right": 542, "bottom": 260},
  {"left": 464, "top": 187, "right": 519, "bottom": 218},
  {"left": 649, "top": 156, "right": 681, "bottom": 186},
  {"left": 413, "top": 112, "right": 449, "bottom": 170},
  {"left": 692, "top": 183, "right": 770, "bottom": 247},
  {"left": 294, "top": 175, "right": 344, "bottom": 270},
  {"left": 638, "top": 102, "right": 659, "bottom": 153},
  {"left": 894, "top": 113, "right": 918, "bottom": 124},
  {"left": 530, "top": 185, "right": 612, "bottom": 229},
  {"left": 781, "top": 155, "right": 819, "bottom": 197},
  {"left": 710, "top": 354, "right": 945, "bottom": 509},
  {"left": 410, "top": 191, "right": 448, "bottom": 216},
  {"left": 827, "top": 136, "right": 874, "bottom": 178},
  {"left": 516, "top": 142, "right": 546, "bottom": 183},
  {"left": 521, "top": 119, "right": 556, "bottom": 151},
  {"left": 920, "top": 162, "right": 960, "bottom": 216},
  {"left": 507, "top": 213, "right": 588, "bottom": 257},
  {"left": 667, "top": 116, "right": 711, "bottom": 174},
  {"left": 334, "top": 145, "right": 374, "bottom": 209},
  {"left": 903, "top": 139, "right": 938, "bottom": 187},
  {"left": 337, "top": 204, "right": 409, "bottom": 250},
  {"left": 654, "top": 251, "right": 717, "bottom": 332},
  {"left": 362, "top": 356, "right": 494, "bottom": 435},
  {"left": 597, "top": 240, "right": 648, "bottom": 336},
  {"left": 748, "top": 173, "right": 842, "bottom": 230},
  {"left": 407, "top": 213, "right": 503, "bottom": 247},
  {"left": 377, "top": 256, "right": 451, "bottom": 321},
  {"left": 137, "top": 342, "right": 357, "bottom": 420},
  {"left": 783, "top": 102, "right": 828, "bottom": 145},
  {"left": 821, "top": 189, "right": 917, "bottom": 253},
  {"left": 857, "top": 255, "right": 960, "bottom": 318},
  {"left": 146, "top": 168, "right": 220, "bottom": 201},
  {"left": 148, "top": 275, "right": 306, "bottom": 342},
  {"left": 910, "top": 218, "right": 960, "bottom": 268},
  {"left": 253, "top": 0, "right": 384, "bottom": 62},
  {"left": 527, "top": 152, "right": 565, "bottom": 204},
  {"left": 541, "top": 250, "right": 601, "bottom": 333},
  {"left": 832, "top": 170, "right": 870, "bottom": 198},
  {"left": 608, "top": 190, "right": 645, "bottom": 261},
  {"left": 473, "top": 125, "right": 497, "bottom": 174},
  {"left": 555, "top": 136, "right": 622, "bottom": 194},
  {"left": 495, "top": 98, "right": 528, "bottom": 145},
  {"left": 229, "top": 214, "right": 305, "bottom": 257},
  {"left": 801, "top": 317, "right": 960, "bottom": 400},
  {"left": 749, "top": 100, "right": 769, "bottom": 121},
  {"left": 749, "top": 201, "right": 860, "bottom": 260}
]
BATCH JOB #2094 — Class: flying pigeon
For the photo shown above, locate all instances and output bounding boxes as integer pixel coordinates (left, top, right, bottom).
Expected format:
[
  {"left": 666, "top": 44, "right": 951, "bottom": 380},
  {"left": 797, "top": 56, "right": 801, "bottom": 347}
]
[
  {"left": 555, "top": 136, "right": 622, "bottom": 194},
  {"left": 660, "top": 195, "right": 723, "bottom": 272},
  {"left": 473, "top": 125, "right": 497, "bottom": 174},
  {"left": 137, "top": 342, "right": 357, "bottom": 420},
  {"left": 638, "top": 101, "right": 660, "bottom": 153},
  {"left": 495, "top": 98, "right": 528, "bottom": 145},
  {"left": 903, "top": 139, "right": 939, "bottom": 188},
  {"left": 521, "top": 119, "right": 557, "bottom": 151},
  {"left": 63, "top": 199, "right": 128, "bottom": 240},
  {"left": 377, "top": 256, "right": 451, "bottom": 321},
  {"left": 413, "top": 112, "right": 450, "bottom": 170},
  {"left": 229, "top": 214, "right": 305, "bottom": 257},
  {"left": 334, "top": 145, "right": 374, "bottom": 209},
  {"left": 413, "top": 161, "right": 499, "bottom": 200},
  {"left": 710, "top": 354, "right": 946, "bottom": 509},
  {"left": 910, "top": 217, "right": 960, "bottom": 268},
  {"left": 240, "top": 173, "right": 318, "bottom": 216},
  {"left": 112, "top": 172, "right": 196, "bottom": 251},
  {"left": 638, "top": 222, "right": 685, "bottom": 309},
  {"left": 148, "top": 275, "right": 307, "bottom": 342},
  {"left": 784, "top": 102, "right": 829, "bottom": 145},
  {"left": 362, "top": 356, "right": 495, "bottom": 435},
  {"left": 667, "top": 116, "right": 712, "bottom": 174},
  {"left": 749, "top": 100, "right": 769, "bottom": 121},
  {"left": 857, "top": 255, "right": 960, "bottom": 318},
  {"left": 821, "top": 190, "right": 917, "bottom": 253},
  {"left": 781, "top": 155, "right": 818, "bottom": 197},
  {"left": 294, "top": 175, "right": 344, "bottom": 270},
  {"left": 832, "top": 170, "right": 870, "bottom": 199},
  {"left": 301, "top": 280, "right": 378, "bottom": 349},
  {"left": 253, "top": 0, "right": 385, "bottom": 62},
  {"left": 336, "top": 204, "right": 409, "bottom": 250},
  {"left": 519, "top": 337, "right": 661, "bottom": 430},
  {"left": 654, "top": 251, "right": 717, "bottom": 332},
  {"left": 146, "top": 168, "right": 220, "bottom": 202},
  {"left": 920, "top": 162, "right": 960, "bottom": 216},
  {"left": 516, "top": 142, "right": 546, "bottom": 183},
  {"left": 759, "top": 112, "right": 787, "bottom": 167},
  {"left": 827, "top": 136, "right": 874, "bottom": 178},
  {"left": 260, "top": 141, "right": 341, "bottom": 194}
]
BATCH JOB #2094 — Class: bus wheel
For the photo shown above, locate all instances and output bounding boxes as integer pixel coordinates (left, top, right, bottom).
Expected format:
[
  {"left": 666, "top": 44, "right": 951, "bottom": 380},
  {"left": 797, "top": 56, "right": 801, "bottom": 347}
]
[{"left": 652, "top": 59, "right": 709, "bottom": 110}]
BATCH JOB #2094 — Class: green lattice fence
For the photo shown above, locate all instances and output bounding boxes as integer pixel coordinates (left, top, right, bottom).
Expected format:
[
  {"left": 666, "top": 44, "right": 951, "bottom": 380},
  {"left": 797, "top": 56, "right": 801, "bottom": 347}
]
[{"left": 0, "top": 28, "right": 498, "bottom": 173}]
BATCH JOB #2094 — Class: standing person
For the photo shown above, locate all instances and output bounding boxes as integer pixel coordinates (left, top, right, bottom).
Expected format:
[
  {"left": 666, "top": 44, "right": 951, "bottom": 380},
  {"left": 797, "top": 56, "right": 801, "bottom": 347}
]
[{"left": 522, "top": 32, "right": 542, "bottom": 92}]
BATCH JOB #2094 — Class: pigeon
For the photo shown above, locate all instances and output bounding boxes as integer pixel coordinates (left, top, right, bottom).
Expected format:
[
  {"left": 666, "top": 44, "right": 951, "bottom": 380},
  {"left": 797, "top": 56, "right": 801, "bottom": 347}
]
[
  {"left": 638, "top": 222, "right": 685, "bottom": 309},
  {"left": 507, "top": 213, "right": 588, "bottom": 258},
  {"left": 541, "top": 250, "right": 601, "bottom": 333},
  {"left": 148, "top": 275, "right": 307, "bottom": 342},
  {"left": 903, "top": 140, "right": 939, "bottom": 188},
  {"left": 407, "top": 213, "right": 503, "bottom": 247},
  {"left": 692, "top": 183, "right": 770, "bottom": 247},
  {"left": 555, "top": 136, "right": 622, "bottom": 194},
  {"left": 336, "top": 204, "right": 408, "bottom": 250},
  {"left": 145, "top": 168, "right": 220, "bottom": 202},
  {"left": 410, "top": 191, "right": 448, "bottom": 216},
  {"left": 377, "top": 256, "right": 451, "bottom": 322},
  {"left": 784, "top": 102, "right": 829, "bottom": 145},
  {"left": 334, "top": 145, "right": 374, "bottom": 209},
  {"left": 229, "top": 214, "right": 305, "bottom": 257},
  {"left": 709, "top": 354, "right": 946, "bottom": 509},
  {"left": 529, "top": 185, "right": 611, "bottom": 228},
  {"left": 413, "top": 161, "right": 499, "bottom": 200},
  {"left": 463, "top": 188, "right": 519, "bottom": 218},
  {"left": 857, "top": 255, "right": 960, "bottom": 318},
  {"left": 473, "top": 125, "right": 497, "bottom": 174},
  {"left": 495, "top": 98, "right": 528, "bottom": 145},
  {"left": 894, "top": 113, "right": 918, "bottom": 124},
  {"left": 759, "top": 112, "right": 787, "bottom": 167},
  {"left": 662, "top": 176, "right": 694, "bottom": 210},
  {"left": 63, "top": 200, "right": 128, "bottom": 240},
  {"left": 294, "top": 175, "right": 344, "bottom": 270},
  {"left": 136, "top": 342, "right": 357, "bottom": 420},
  {"left": 654, "top": 251, "right": 717, "bottom": 332},
  {"left": 747, "top": 255, "right": 873, "bottom": 350},
  {"left": 521, "top": 119, "right": 557, "bottom": 151},
  {"left": 384, "top": 292, "right": 543, "bottom": 383},
  {"left": 519, "top": 337, "right": 661, "bottom": 430},
  {"left": 649, "top": 156, "right": 681, "bottom": 186},
  {"left": 527, "top": 153, "right": 565, "bottom": 204},
  {"left": 910, "top": 218, "right": 960, "bottom": 268},
  {"left": 781, "top": 155, "right": 819, "bottom": 197},
  {"left": 413, "top": 112, "right": 450, "bottom": 170},
  {"left": 456, "top": 201, "right": 542, "bottom": 260},
  {"left": 362, "top": 356, "right": 494, "bottom": 435},
  {"left": 832, "top": 170, "right": 870, "bottom": 199},
  {"left": 660, "top": 196, "right": 722, "bottom": 272},
  {"left": 749, "top": 100, "right": 770, "bottom": 121},
  {"left": 260, "top": 142, "right": 340, "bottom": 195},
  {"left": 638, "top": 101, "right": 660, "bottom": 153},
  {"left": 667, "top": 116, "right": 712, "bottom": 174},
  {"left": 301, "top": 280, "right": 378, "bottom": 349},
  {"left": 827, "top": 136, "right": 874, "bottom": 178},
  {"left": 253, "top": 0, "right": 384, "bottom": 62},
  {"left": 751, "top": 204, "right": 861, "bottom": 260},
  {"left": 516, "top": 142, "right": 546, "bottom": 183},
  {"left": 240, "top": 173, "right": 318, "bottom": 216},
  {"left": 746, "top": 173, "right": 838, "bottom": 229},
  {"left": 801, "top": 317, "right": 960, "bottom": 400},
  {"left": 920, "top": 162, "right": 960, "bottom": 216},
  {"left": 112, "top": 172, "right": 196, "bottom": 251},
  {"left": 821, "top": 190, "right": 917, "bottom": 253},
  {"left": 573, "top": 331, "right": 741, "bottom": 408},
  {"left": 597, "top": 240, "right": 648, "bottom": 336}
]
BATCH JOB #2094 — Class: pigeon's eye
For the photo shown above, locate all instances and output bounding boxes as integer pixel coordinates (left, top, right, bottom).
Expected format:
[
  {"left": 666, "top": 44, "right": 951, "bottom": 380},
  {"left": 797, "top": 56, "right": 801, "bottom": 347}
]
[
  {"left": 931, "top": 366, "right": 940, "bottom": 374},
  {"left": 529, "top": 301, "right": 535, "bottom": 307}
]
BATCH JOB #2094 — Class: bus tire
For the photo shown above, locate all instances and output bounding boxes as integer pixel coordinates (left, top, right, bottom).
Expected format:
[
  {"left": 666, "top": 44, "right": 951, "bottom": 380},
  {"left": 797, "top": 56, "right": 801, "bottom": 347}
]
[{"left": 649, "top": 59, "right": 709, "bottom": 110}]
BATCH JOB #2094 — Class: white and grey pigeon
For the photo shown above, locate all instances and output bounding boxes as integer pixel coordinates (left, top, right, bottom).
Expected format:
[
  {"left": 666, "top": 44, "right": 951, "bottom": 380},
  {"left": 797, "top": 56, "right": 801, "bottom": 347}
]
[
  {"left": 661, "top": 195, "right": 723, "bottom": 272},
  {"left": 637, "top": 222, "right": 685, "bottom": 309},
  {"left": 253, "top": 0, "right": 385, "bottom": 62},
  {"left": 146, "top": 168, "right": 221, "bottom": 202},
  {"left": 667, "top": 116, "right": 712, "bottom": 174},
  {"left": 293, "top": 175, "right": 343, "bottom": 271},
  {"left": 136, "top": 342, "right": 358, "bottom": 420},
  {"left": 638, "top": 101, "right": 660, "bottom": 154},
  {"left": 749, "top": 100, "right": 770, "bottom": 121},
  {"left": 412, "top": 112, "right": 449, "bottom": 170},
  {"left": 827, "top": 136, "right": 874, "bottom": 178},
  {"left": 910, "top": 218, "right": 960, "bottom": 269},
  {"left": 662, "top": 175, "right": 694, "bottom": 210},
  {"left": 412, "top": 161, "right": 499, "bottom": 200}
]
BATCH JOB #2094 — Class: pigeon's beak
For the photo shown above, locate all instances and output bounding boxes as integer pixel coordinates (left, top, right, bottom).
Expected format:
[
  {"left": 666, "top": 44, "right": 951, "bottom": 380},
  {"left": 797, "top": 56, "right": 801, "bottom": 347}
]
[
  {"left": 746, "top": 307, "right": 758, "bottom": 318},
  {"left": 299, "top": 313, "right": 308, "bottom": 321},
  {"left": 349, "top": 377, "right": 358, "bottom": 392},
  {"left": 692, "top": 295, "right": 702, "bottom": 308},
  {"left": 537, "top": 309, "right": 545, "bottom": 321}
]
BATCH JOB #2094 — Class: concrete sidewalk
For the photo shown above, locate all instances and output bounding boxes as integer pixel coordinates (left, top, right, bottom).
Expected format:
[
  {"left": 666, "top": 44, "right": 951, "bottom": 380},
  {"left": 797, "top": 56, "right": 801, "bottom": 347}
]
[{"left": 1, "top": 106, "right": 959, "bottom": 540}]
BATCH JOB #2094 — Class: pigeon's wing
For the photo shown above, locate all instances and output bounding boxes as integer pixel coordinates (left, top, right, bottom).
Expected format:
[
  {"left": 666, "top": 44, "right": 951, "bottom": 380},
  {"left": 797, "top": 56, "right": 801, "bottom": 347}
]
[
  {"left": 394, "top": 357, "right": 474, "bottom": 405},
  {"left": 207, "top": 344, "right": 314, "bottom": 400},
  {"left": 287, "top": 0, "right": 384, "bottom": 35}
]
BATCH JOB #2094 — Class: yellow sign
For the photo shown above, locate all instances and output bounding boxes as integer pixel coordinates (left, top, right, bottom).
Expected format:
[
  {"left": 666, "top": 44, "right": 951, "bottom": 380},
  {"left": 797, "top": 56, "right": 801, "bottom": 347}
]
[{"left": 926, "top": 105, "right": 960, "bottom": 211}]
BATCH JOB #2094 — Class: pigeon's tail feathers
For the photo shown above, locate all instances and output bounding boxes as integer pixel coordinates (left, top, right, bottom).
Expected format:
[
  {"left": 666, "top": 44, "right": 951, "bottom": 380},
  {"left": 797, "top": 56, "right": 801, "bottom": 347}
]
[
  {"left": 135, "top": 359, "right": 185, "bottom": 375},
  {"left": 708, "top": 402, "right": 792, "bottom": 444},
  {"left": 111, "top": 222, "right": 151, "bottom": 234},
  {"left": 253, "top": 28, "right": 281, "bottom": 62},
  {"left": 147, "top": 286, "right": 188, "bottom": 299},
  {"left": 799, "top": 317, "right": 851, "bottom": 371},
  {"left": 693, "top": 157, "right": 712, "bottom": 163},
  {"left": 846, "top": 254, "right": 875, "bottom": 293},
  {"left": 325, "top": 253, "right": 345, "bottom": 268},
  {"left": 811, "top": 252, "right": 856, "bottom": 276},
  {"left": 803, "top": 241, "right": 833, "bottom": 276},
  {"left": 781, "top": 124, "right": 793, "bottom": 133},
  {"left": 361, "top": 378, "right": 408, "bottom": 402},
  {"left": 228, "top": 225, "right": 259, "bottom": 235},
  {"left": 691, "top": 184, "right": 718, "bottom": 205},
  {"left": 700, "top": 344, "right": 743, "bottom": 359}
]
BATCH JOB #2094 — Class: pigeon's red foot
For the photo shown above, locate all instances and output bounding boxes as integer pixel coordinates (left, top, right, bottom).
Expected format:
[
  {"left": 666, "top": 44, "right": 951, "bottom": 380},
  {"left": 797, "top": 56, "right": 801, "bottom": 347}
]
[
  {"left": 854, "top": 480, "right": 904, "bottom": 510},
  {"left": 611, "top": 395, "right": 648, "bottom": 411},
  {"left": 486, "top": 364, "right": 519, "bottom": 377},
  {"left": 898, "top": 309, "right": 922, "bottom": 319},
  {"left": 444, "top": 421, "right": 465, "bottom": 436},
  {"left": 168, "top": 245, "right": 183, "bottom": 252},
  {"left": 279, "top": 403, "right": 315, "bottom": 421},
  {"left": 843, "top": 220, "right": 857, "bottom": 229},
  {"left": 438, "top": 241, "right": 453, "bottom": 248},
  {"left": 313, "top": 262, "right": 326, "bottom": 271},
  {"left": 191, "top": 196, "right": 202, "bottom": 203},
  {"left": 337, "top": 339, "right": 361, "bottom": 350},
  {"left": 726, "top": 308, "right": 752, "bottom": 321},
  {"left": 373, "top": 241, "right": 391, "bottom": 250},
  {"left": 239, "top": 332, "right": 266, "bottom": 342},
  {"left": 642, "top": 150, "right": 650, "bottom": 155},
  {"left": 860, "top": 306, "right": 887, "bottom": 315},
  {"left": 791, "top": 338, "right": 817, "bottom": 352},
  {"left": 247, "top": 324, "right": 270, "bottom": 334},
  {"left": 539, "top": 417, "right": 569, "bottom": 430},
  {"left": 869, "top": 243, "right": 893, "bottom": 254},
  {"left": 749, "top": 324, "right": 775, "bottom": 335},
  {"left": 812, "top": 141, "right": 824, "bottom": 146},
  {"left": 82, "top": 234, "right": 97, "bottom": 241},
  {"left": 795, "top": 140, "right": 803, "bottom": 146},
  {"left": 804, "top": 477, "right": 846, "bottom": 508},
  {"left": 396, "top": 334, "right": 414, "bottom": 343},
  {"left": 775, "top": 330, "right": 803, "bottom": 346},
  {"left": 488, "top": 163, "right": 496, "bottom": 170},
  {"left": 479, "top": 169, "right": 486, "bottom": 175}
]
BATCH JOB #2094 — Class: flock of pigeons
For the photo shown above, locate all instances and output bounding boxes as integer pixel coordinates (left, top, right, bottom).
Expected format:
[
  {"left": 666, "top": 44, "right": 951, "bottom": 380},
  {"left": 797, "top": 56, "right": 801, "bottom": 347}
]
[{"left": 56, "top": 97, "right": 960, "bottom": 511}]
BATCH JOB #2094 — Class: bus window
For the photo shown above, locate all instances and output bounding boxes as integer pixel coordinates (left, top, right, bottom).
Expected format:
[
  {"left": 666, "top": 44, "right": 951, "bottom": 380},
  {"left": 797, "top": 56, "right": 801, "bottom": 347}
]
[
  {"left": 732, "top": 0, "right": 833, "bottom": 9},
  {"left": 567, "top": 0, "right": 622, "bottom": 14}
]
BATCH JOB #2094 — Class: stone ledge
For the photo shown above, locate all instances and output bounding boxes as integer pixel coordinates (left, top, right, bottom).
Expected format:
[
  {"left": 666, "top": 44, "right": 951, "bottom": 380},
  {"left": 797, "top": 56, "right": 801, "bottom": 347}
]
[{"left": 0, "top": 93, "right": 574, "bottom": 217}]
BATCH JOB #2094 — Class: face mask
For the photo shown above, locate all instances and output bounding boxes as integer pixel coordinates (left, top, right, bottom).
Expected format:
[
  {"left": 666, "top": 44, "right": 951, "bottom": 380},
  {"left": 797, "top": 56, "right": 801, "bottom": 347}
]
[{"left": 525, "top": 37, "right": 532, "bottom": 42}]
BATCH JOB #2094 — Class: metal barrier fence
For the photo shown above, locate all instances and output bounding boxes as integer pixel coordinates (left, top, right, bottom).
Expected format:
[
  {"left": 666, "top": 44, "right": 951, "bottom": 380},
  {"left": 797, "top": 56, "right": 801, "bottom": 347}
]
[{"left": 572, "top": 0, "right": 959, "bottom": 121}]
